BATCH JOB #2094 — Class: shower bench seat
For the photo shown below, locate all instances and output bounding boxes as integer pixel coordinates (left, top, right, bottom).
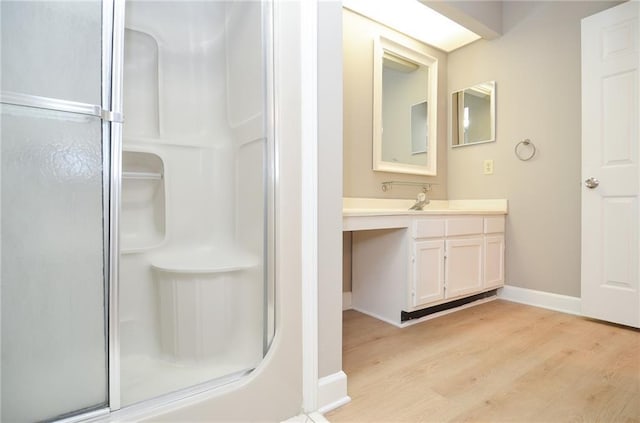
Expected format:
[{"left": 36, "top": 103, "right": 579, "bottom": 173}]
[{"left": 150, "top": 247, "right": 261, "bottom": 362}]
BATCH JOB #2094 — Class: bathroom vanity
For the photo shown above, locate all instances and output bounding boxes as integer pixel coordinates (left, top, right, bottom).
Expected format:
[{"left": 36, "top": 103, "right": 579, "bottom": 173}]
[{"left": 343, "top": 198, "right": 507, "bottom": 327}]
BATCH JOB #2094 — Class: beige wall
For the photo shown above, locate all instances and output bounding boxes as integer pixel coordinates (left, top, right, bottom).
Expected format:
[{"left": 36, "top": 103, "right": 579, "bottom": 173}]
[
  {"left": 447, "top": 1, "right": 619, "bottom": 298},
  {"left": 343, "top": 9, "right": 448, "bottom": 200}
]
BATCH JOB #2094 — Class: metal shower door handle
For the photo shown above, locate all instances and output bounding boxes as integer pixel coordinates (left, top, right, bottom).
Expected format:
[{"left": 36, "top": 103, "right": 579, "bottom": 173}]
[{"left": 585, "top": 177, "right": 600, "bottom": 189}]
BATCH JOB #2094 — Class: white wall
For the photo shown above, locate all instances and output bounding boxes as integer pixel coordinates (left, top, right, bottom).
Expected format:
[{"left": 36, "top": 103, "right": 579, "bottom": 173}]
[
  {"left": 318, "top": 1, "right": 344, "bottom": 380},
  {"left": 343, "top": 9, "right": 448, "bottom": 200},
  {"left": 447, "top": 1, "right": 620, "bottom": 298}
]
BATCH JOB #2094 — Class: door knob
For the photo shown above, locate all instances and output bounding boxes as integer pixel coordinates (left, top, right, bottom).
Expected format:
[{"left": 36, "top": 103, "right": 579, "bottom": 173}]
[{"left": 585, "top": 177, "right": 600, "bottom": 189}]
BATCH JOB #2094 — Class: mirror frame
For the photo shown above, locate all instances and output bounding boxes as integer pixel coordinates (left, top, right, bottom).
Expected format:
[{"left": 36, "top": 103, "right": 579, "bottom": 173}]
[
  {"left": 450, "top": 81, "right": 496, "bottom": 148},
  {"left": 373, "top": 35, "right": 438, "bottom": 176}
]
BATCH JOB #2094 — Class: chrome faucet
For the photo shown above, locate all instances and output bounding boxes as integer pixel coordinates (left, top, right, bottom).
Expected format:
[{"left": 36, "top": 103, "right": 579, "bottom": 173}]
[{"left": 409, "top": 192, "right": 429, "bottom": 211}]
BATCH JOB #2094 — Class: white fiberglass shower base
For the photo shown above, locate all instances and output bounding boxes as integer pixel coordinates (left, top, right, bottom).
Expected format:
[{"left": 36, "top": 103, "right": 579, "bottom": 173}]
[{"left": 119, "top": 1, "right": 270, "bottom": 406}]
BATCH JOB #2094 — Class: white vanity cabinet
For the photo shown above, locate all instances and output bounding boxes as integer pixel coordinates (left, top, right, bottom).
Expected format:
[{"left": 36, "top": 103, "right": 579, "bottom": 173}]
[
  {"left": 410, "top": 216, "right": 489, "bottom": 311},
  {"left": 344, "top": 199, "right": 507, "bottom": 327},
  {"left": 392, "top": 216, "right": 505, "bottom": 322},
  {"left": 409, "top": 215, "right": 505, "bottom": 314}
]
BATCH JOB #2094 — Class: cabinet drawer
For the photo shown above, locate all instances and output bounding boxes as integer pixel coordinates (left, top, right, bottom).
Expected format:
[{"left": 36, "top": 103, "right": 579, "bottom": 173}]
[
  {"left": 413, "top": 219, "right": 445, "bottom": 239},
  {"left": 484, "top": 216, "right": 505, "bottom": 234},
  {"left": 445, "top": 217, "right": 483, "bottom": 237}
]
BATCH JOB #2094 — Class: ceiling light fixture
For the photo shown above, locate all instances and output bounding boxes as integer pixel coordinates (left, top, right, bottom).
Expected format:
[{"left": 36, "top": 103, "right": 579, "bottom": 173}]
[{"left": 343, "top": 0, "right": 481, "bottom": 52}]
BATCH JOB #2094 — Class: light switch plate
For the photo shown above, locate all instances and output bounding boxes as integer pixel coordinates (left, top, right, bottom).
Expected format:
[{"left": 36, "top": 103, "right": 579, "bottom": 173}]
[{"left": 484, "top": 160, "right": 494, "bottom": 175}]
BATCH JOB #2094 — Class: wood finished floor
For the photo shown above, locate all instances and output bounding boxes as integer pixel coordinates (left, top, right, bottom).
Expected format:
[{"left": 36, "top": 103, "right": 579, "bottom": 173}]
[{"left": 326, "top": 300, "right": 640, "bottom": 423}]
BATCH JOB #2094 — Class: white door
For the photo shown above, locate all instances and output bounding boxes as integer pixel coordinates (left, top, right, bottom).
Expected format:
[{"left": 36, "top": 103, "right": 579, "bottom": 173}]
[
  {"left": 445, "top": 238, "right": 483, "bottom": 299},
  {"left": 581, "top": 1, "right": 640, "bottom": 328},
  {"left": 412, "top": 239, "right": 445, "bottom": 307}
]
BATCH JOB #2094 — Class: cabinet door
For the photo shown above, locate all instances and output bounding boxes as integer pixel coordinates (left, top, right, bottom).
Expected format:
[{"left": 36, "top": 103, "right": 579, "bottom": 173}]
[
  {"left": 484, "top": 235, "right": 505, "bottom": 289},
  {"left": 445, "top": 238, "right": 483, "bottom": 298},
  {"left": 413, "top": 240, "right": 445, "bottom": 307}
]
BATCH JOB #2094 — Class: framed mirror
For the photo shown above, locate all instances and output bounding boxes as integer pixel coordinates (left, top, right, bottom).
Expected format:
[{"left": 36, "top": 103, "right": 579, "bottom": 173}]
[
  {"left": 373, "top": 36, "right": 438, "bottom": 176},
  {"left": 451, "top": 81, "right": 496, "bottom": 147}
]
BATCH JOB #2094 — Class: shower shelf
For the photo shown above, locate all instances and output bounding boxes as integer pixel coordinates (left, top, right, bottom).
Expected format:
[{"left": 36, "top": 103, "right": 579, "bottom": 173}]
[
  {"left": 121, "top": 151, "right": 166, "bottom": 252},
  {"left": 122, "top": 171, "right": 163, "bottom": 180}
]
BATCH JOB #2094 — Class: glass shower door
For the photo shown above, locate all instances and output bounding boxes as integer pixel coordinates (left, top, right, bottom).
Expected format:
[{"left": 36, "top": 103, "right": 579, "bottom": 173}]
[
  {"left": 0, "top": 1, "right": 110, "bottom": 421},
  {"left": 0, "top": 106, "right": 108, "bottom": 422}
]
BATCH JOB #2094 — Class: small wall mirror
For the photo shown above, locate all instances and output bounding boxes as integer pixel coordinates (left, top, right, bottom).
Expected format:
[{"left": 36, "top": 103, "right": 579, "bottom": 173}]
[
  {"left": 451, "top": 81, "right": 496, "bottom": 147},
  {"left": 373, "top": 36, "right": 438, "bottom": 176}
]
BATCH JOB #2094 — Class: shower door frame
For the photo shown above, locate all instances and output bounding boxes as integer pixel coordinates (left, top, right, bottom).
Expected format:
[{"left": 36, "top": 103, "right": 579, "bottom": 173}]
[{"left": 106, "top": 0, "right": 125, "bottom": 412}]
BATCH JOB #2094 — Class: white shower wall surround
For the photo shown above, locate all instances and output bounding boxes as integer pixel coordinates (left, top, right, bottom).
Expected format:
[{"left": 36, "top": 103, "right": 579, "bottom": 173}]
[{"left": 119, "top": 0, "right": 269, "bottom": 406}]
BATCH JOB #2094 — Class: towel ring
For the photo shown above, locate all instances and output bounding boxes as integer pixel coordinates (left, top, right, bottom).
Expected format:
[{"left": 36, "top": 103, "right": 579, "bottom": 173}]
[{"left": 515, "top": 139, "right": 536, "bottom": 161}]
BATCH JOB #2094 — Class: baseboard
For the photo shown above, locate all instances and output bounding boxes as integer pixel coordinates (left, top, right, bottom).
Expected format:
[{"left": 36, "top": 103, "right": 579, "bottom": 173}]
[
  {"left": 498, "top": 285, "right": 581, "bottom": 316},
  {"left": 342, "top": 292, "right": 352, "bottom": 311},
  {"left": 307, "top": 412, "right": 330, "bottom": 422},
  {"left": 317, "top": 371, "right": 350, "bottom": 414},
  {"left": 282, "top": 412, "right": 329, "bottom": 423}
]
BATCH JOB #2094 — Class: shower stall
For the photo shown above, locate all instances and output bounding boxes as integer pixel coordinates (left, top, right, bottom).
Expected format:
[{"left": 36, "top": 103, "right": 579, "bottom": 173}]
[{"left": 1, "top": 0, "right": 275, "bottom": 420}]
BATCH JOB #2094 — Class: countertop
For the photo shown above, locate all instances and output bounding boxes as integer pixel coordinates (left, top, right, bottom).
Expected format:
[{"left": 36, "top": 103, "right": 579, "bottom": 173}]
[
  {"left": 342, "top": 198, "right": 508, "bottom": 231},
  {"left": 343, "top": 198, "right": 508, "bottom": 217}
]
